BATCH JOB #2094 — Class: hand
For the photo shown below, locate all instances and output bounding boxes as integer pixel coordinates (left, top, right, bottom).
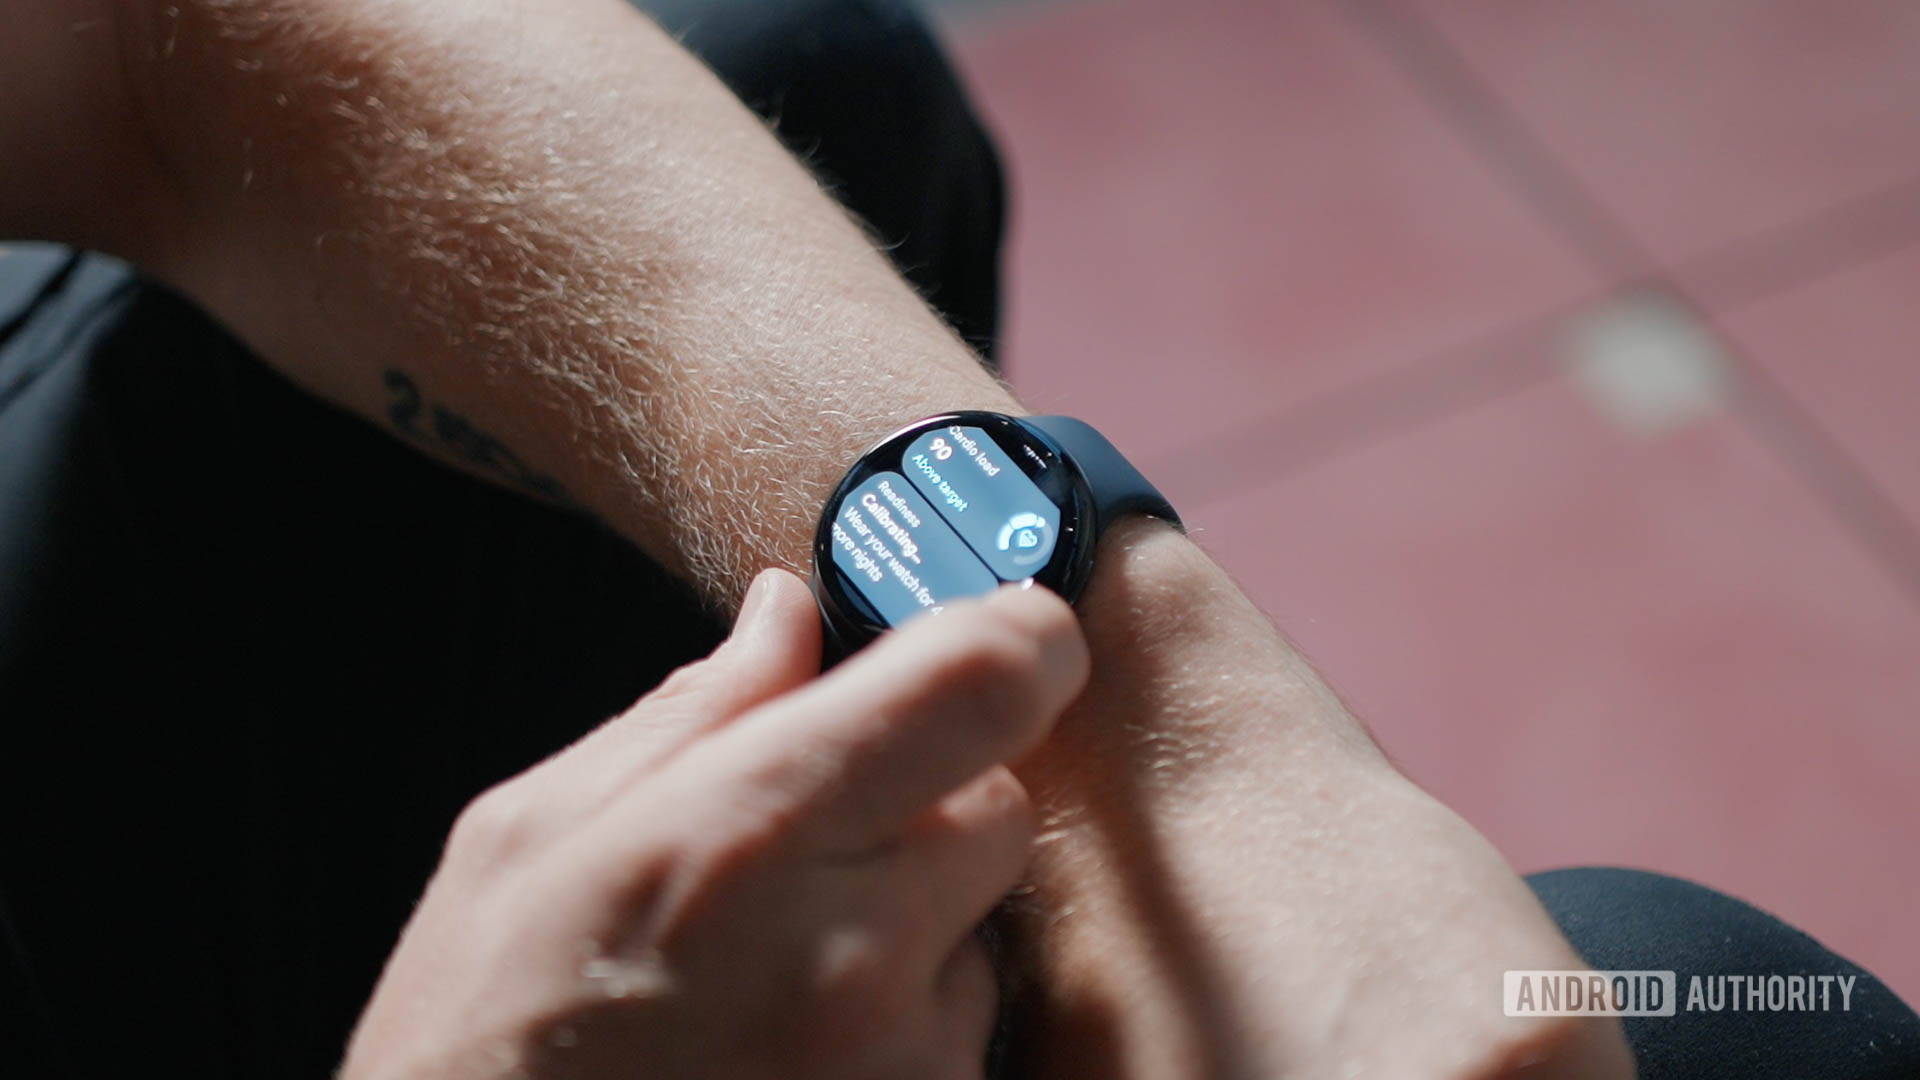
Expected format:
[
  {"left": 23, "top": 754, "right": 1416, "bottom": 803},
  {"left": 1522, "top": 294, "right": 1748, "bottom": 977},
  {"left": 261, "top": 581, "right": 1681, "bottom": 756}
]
[{"left": 340, "top": 569, "right": 1089, "bottom": 1080}]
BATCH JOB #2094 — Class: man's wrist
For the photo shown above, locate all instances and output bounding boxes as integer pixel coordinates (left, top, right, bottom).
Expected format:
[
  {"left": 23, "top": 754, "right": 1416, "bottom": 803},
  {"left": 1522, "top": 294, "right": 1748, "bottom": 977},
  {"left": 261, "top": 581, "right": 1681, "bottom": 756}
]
[{"left": 1031, "top": 514, "right": 1385, "bottom": 789}]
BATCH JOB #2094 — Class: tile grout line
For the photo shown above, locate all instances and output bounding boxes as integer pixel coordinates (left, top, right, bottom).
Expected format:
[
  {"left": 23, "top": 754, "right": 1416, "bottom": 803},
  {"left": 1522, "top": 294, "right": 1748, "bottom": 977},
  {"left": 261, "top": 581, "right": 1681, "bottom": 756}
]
[
  {"left": 1675, "top": 173, "right": 1920, "bottom": 314},
  {"left": 1333, "top": 0, "right": 1653, "bottom": 277},
  {"left": 1715, "top": 335, "right": 1920, "bottom": 607},
  {"left": 1307, "top": 0, "right": 1920, "bottom": 610},
  {"left": 1149, "top": 295, "right": 1590, "bottom": 513},
  {"left": 1336, "top": 0, "right": 1920, "bottom": 318}
]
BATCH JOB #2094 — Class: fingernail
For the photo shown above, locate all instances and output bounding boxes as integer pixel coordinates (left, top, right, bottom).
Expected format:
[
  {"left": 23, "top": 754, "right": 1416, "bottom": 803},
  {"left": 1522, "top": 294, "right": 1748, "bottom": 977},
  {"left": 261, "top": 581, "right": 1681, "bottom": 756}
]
[{"left": 987, "top": 579, "right": 1048, "bottom": 606}]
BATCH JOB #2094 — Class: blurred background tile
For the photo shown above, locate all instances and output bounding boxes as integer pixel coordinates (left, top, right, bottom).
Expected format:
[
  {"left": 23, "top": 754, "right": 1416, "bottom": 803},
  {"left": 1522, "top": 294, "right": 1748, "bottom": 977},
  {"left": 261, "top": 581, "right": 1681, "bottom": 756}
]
[
  {"left": 942, "top": 0, "right": 1920, "bottom": 1003},
  {"left": 946, "top": 0, "right": 1598, "bottom": 467},
  {"left": 1393, "top": 0, "right": 1920, "bottom": 268},
  {"left": 1718, "top": 245, "right": 1920, "bottom": 538}
]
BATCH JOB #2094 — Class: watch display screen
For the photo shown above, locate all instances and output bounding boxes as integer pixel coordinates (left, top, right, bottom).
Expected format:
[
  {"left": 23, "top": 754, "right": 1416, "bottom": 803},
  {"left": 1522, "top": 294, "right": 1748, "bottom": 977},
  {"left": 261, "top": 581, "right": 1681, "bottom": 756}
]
[{"left": 821, "top": 417, "right": 1085, "bottom": 634}]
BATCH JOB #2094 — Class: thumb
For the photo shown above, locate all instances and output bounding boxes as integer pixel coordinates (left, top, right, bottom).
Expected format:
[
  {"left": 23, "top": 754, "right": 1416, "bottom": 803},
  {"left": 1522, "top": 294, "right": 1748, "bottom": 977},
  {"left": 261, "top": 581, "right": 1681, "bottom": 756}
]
[{"left": 658, "top": 567, "right": 826, "bottom": 720}]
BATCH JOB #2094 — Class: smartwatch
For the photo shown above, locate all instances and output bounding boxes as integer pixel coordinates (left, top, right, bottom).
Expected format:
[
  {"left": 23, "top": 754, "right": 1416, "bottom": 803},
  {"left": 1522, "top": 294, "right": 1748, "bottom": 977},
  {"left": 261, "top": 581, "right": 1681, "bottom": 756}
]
[{"left": 810, "top": 411, "right": 1180, "bottom": 653}]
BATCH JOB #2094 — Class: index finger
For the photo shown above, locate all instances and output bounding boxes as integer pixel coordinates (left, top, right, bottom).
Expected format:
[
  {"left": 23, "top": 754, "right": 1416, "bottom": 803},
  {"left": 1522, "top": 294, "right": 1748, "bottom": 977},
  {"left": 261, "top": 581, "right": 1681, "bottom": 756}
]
[{"left": 699, "top": 583, "right": 1089, "bottom": 847}]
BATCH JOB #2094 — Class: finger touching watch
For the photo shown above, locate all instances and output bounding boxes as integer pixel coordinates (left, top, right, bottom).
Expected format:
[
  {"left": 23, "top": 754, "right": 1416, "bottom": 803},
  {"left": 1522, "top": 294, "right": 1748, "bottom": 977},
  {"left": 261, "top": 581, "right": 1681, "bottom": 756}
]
[{"left": 810, "top": 411, "right": 1180, "bottom": 653}]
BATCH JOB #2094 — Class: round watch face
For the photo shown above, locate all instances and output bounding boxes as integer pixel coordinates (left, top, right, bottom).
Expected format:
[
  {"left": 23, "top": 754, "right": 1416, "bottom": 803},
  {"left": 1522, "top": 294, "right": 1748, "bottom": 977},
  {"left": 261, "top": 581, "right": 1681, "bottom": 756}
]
[{"left": 812, "top": 412, "right": 1094, "bottom": 646}]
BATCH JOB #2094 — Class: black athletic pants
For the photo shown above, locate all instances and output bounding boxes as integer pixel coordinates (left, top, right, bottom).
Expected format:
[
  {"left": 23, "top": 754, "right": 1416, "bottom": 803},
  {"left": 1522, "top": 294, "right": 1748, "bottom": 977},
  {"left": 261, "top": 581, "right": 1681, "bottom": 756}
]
[{"left": 0, "top": 1, "right": 1913, "bottom": 1075}]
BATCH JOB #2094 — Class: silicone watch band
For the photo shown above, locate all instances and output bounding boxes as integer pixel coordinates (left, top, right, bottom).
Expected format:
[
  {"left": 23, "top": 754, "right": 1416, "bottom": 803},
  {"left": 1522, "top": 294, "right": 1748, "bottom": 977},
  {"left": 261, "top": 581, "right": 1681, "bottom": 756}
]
[{"left": 1018, "top": 415, "right": 1181, "bottom": 536}]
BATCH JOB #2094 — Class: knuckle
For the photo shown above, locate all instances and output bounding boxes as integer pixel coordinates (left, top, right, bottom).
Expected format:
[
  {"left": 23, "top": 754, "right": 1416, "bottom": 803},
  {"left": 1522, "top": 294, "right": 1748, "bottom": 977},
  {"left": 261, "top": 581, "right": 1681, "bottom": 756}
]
[
  {"left": 980, "top": 768, "right": 1039, "bottom": 838},
  {"left": 817, "top": 929, "right": 895, "bottom": 1002},
  {"left": 795, "top": 927, "right": 913, "bottom": 1045},
  {"left": 448, "top": 781, "right": 543, "bottom": 866},
  {"left": 950, "top": 774, "right": 1039, "bottom": 888},
  {"left": 647, "top": 657, "right": 714, "bottom": 702}
]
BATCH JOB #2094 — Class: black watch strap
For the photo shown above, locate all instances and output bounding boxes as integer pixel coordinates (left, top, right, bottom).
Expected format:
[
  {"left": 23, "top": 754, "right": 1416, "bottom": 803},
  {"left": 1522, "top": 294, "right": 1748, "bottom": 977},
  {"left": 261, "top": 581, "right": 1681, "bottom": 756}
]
[{"left": 1018, "top": 415, "right": 1181, "bottom": 536}]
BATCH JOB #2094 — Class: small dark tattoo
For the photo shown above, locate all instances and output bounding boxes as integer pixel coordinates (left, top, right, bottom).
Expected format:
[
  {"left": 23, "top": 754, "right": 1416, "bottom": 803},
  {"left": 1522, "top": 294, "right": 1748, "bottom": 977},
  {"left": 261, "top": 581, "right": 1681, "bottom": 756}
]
[
  {"left": 382, "top": 369, "right": 572, "bottom": 505},
  {"left": 383, "top": 369, "right": 424, "bottom": 434}
]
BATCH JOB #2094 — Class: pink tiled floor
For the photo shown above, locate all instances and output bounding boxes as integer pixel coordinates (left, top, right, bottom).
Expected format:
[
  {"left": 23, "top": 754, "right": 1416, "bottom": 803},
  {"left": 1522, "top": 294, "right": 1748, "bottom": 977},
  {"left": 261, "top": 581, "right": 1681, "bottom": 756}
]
[
  {"left": 1720, "top": 244, "right": 1920, "bottom": 535},
  {"left": 948, "top": 0, "right": 1598, "bottom": 465},
  {"left": 948, "top": 0, "right": 1920, "bottom": 1004},
  {"left": 1405, "top": 0, "right": 1920, "bottom": 267}
]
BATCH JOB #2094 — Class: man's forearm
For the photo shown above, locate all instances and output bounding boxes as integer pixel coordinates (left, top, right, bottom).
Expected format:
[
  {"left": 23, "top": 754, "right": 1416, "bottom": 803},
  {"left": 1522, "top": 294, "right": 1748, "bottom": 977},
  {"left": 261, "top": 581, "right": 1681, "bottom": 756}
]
[
  {"left": 56, "top": 2, "right": 1628, "bottom": 1075},
  {"left": 110, "top": 0, "right": 1005, "bottom": 600}
]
